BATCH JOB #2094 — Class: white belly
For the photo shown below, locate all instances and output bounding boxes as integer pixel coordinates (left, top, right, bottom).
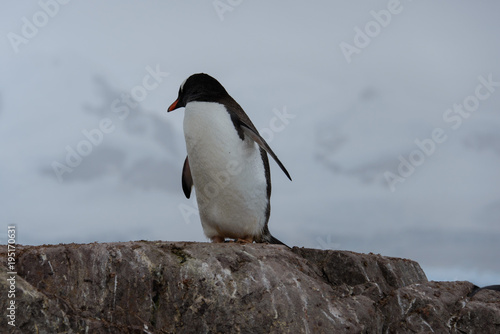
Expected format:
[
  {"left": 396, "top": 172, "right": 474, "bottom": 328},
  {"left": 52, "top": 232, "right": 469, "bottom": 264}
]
[{"left": 183, "top": 101, "right": 268, "bottom": 240}]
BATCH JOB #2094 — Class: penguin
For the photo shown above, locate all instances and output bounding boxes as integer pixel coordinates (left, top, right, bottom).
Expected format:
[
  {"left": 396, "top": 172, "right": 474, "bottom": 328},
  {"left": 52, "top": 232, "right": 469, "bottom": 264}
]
[{"left": 167, "top": 73, "right": 291, "bottom": 246}]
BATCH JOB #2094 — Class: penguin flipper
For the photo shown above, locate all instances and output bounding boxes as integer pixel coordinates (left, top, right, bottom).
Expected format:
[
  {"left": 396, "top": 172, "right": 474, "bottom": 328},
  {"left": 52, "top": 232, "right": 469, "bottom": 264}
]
[
  {"left": 240, "top": 123, "right": 292, "bottom": 181},
  {"left": 182, "top": 156, "right": 193, "bottom": 198}
]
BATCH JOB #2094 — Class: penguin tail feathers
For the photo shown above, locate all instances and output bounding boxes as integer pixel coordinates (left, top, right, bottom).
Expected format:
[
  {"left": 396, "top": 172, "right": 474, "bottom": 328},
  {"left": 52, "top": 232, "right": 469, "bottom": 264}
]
[
  {"left": 468, "top": 284, "right": 500, "bottom": 297},
  {"left": 257, "top": 225, "right": 291, "bottom": 249},
  {"left": 268, "top": 235, "right": 291, "bottom": 249}
]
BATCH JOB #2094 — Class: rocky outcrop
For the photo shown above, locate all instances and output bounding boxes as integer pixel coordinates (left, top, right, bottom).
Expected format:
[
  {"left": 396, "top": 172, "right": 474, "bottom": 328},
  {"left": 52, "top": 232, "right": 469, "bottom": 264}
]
[{"left": 1, "top": 241, "right": 499, "bottom": 333}]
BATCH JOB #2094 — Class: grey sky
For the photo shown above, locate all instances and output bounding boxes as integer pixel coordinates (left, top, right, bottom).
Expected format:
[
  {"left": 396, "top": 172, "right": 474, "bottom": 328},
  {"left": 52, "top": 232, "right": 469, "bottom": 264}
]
[{"left": 1, "top": 1, "right": 499, "bottom": 286}]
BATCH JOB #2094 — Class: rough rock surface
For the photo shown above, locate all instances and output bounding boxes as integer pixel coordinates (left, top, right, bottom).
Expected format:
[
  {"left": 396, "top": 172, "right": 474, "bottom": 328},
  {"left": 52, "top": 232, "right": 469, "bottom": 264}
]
[{"left": 1, "top": 241, "right": 499, "bottom": 333}]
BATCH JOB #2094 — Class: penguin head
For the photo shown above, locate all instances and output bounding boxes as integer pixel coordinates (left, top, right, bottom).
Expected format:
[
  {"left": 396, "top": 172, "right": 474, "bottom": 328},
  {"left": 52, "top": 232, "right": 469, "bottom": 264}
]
[{"left": 167, "top": 73, "right": 228, "bottom": 112}]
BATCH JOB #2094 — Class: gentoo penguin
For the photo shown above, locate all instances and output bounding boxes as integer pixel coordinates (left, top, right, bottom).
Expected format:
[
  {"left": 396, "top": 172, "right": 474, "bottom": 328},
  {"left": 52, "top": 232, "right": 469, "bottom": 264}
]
[{"left": 167, "top": 73, "right": 291, "bottom": 246}]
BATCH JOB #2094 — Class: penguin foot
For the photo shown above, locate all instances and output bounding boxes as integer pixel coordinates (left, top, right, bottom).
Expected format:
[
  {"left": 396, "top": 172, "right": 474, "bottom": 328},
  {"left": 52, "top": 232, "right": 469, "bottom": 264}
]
[
  {"left": 236, "top": 237, "right": 254, "bottom": 244},
  {"left": 211, "top": 236, "right": 225, "bottom": 243},
  {"left": 211, "top": 236, "right": 254, "bottom": 244}
]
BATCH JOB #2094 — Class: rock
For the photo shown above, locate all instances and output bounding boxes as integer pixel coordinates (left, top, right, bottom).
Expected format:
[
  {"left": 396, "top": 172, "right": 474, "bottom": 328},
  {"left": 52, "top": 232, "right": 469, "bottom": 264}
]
[{"left": 0, "top": 241, "right": 498, "bottom": 333}]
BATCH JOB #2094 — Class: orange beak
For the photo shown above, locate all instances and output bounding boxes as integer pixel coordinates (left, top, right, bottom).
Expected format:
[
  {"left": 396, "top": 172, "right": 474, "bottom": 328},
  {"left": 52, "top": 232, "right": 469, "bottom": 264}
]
[{"left": 167, "top": 99, "right": 179, "bottom": 112}]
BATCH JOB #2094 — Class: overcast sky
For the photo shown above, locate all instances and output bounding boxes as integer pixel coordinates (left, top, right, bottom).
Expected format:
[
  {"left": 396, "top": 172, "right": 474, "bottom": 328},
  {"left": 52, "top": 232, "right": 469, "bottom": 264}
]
[{"left": 1, "top": 1, "right": 499, "bottom": 286}]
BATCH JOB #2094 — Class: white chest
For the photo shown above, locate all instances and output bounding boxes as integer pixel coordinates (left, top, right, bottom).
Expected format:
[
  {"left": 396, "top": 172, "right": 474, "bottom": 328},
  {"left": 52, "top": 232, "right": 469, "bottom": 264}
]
[{"left": 183, "top": 102, "right": 268, "bottom": 239}]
